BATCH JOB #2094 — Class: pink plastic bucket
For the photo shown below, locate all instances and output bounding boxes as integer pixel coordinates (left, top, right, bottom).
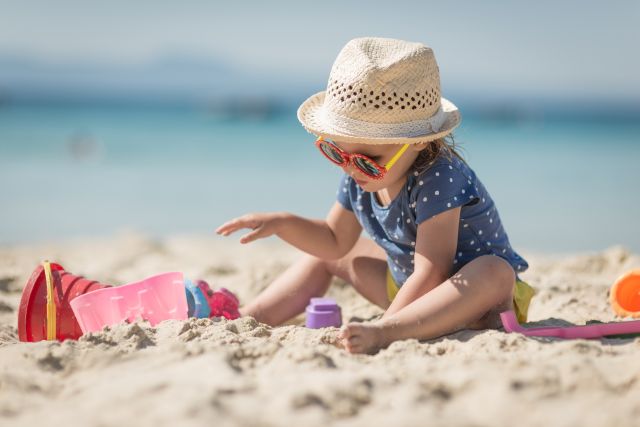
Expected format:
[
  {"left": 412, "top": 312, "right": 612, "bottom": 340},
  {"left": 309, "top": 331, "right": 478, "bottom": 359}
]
[{"left": 70, "top": 272, "right": 187, "bottom": 334}]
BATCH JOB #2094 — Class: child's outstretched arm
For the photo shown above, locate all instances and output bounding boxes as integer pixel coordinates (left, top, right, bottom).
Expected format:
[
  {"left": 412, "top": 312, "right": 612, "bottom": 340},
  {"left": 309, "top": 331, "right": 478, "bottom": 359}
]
[{"left": 216, "top": 202, "right": 362, "bottom": 260}]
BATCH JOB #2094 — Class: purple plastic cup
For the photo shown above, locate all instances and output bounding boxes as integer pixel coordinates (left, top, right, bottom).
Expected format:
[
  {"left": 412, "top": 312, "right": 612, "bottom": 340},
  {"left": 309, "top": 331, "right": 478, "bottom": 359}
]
[{"left": 305, "top": 297, "right": 342, "bottom": 328}]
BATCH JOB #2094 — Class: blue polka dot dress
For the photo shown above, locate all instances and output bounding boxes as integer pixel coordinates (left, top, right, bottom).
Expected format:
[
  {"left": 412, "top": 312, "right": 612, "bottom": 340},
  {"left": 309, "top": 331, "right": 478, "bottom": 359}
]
[{"left": 337, "top": 153, "right": 529, "bottom": 286}]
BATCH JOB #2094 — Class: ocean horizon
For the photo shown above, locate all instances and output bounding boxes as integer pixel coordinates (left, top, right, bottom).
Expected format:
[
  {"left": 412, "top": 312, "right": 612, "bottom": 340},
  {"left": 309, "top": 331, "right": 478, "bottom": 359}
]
[{"left": 1, "top": 100, "right": 639, "bottom": 253}]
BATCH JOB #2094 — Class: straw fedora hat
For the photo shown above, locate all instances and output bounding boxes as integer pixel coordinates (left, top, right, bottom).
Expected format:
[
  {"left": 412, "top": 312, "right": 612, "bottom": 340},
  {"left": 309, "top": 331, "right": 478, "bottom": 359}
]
[{"left": 297, "top": 37, "right": 461, "bottom": 145}]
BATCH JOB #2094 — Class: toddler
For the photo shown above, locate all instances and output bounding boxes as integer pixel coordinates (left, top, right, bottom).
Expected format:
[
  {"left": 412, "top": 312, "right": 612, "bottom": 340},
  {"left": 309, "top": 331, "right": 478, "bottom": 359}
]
[{"left": 216, "top": 37, "right": 534, "bottom": 354}]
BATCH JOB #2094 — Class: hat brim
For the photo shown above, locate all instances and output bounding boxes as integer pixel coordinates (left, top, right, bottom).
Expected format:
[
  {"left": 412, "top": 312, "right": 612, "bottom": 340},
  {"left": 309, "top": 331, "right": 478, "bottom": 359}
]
[{"left": 297, "top": 91, "right": 462, "bottom": 145}]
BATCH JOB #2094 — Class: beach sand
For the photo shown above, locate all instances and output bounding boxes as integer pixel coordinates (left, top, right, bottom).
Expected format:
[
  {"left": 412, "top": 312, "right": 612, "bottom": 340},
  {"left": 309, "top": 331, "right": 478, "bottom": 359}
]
[{"left": 1, "top": 233, "right": 639, "bottom": 427}]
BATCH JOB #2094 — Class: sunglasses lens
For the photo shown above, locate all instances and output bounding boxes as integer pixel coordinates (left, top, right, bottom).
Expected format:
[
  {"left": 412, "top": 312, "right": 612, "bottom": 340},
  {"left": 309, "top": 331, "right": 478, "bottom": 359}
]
[
  {"left": 319, "top": 142, "right": 345, "bottom": 164},
  {"left": 353, "top": 157, "right": 382, "bottom": 177}
]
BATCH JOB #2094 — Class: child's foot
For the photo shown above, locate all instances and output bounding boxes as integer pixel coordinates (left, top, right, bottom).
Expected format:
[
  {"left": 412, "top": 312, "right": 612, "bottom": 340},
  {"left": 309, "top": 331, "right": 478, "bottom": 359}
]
[{"left": 339, "top": 322, "right": 388, "bottom": 354}]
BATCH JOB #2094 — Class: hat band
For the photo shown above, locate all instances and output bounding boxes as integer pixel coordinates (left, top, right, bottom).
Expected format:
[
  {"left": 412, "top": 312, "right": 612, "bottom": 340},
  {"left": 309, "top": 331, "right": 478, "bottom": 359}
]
[{"left": 319, "top": 105, "right": 448, "bottom": 139}]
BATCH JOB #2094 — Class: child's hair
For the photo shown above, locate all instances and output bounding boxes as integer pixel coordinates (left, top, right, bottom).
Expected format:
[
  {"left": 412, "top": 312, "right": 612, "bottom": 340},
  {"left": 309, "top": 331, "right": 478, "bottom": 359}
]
[{"left": 411, "top": 133, "right": 465, "bottom": 174}]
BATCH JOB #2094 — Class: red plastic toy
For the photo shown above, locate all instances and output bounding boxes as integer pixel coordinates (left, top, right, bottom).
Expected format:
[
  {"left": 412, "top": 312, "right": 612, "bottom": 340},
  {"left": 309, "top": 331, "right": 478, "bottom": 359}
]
[
  {"left": 196, "top": 280, "right": 241, "bottom": 320},
  {"left": 18, "top": 262, "right": 112, "bottom": 342}
]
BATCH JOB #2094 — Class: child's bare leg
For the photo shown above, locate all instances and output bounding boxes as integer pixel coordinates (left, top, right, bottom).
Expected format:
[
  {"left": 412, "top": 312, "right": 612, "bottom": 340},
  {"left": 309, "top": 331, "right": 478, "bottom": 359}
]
[
  {"left": 240, "top": 256, "right": 333, "bottom": 326},
  {"left": 340, "top": 255, "right": 515, "bottom": 354},
  {"left": 241, "top": 237, "right": 388, "bottom": 326}
]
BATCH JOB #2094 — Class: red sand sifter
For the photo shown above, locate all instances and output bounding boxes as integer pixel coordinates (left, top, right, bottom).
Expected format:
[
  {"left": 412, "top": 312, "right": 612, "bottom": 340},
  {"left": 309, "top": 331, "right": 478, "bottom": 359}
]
[{"left": 18, "top": 261, "right": 113, "bottom": 342}]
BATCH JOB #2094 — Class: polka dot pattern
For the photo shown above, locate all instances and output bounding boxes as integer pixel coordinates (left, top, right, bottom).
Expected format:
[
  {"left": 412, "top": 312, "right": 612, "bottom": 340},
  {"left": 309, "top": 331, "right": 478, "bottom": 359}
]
[{"left": 335, "top": 154, "right": 529, "bottom": 286}]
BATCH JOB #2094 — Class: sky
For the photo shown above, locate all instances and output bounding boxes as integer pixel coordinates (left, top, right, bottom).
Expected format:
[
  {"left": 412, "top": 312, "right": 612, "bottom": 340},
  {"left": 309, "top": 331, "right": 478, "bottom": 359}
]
[{"left": 0, "top": 0, "right": 639, "bottom": 104}]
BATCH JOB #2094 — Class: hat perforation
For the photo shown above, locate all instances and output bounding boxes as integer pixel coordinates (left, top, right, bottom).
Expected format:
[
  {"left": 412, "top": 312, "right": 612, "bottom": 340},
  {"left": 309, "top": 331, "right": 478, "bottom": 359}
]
[{"left": 326, "top": 84, "right": 447, "bottom": 114}]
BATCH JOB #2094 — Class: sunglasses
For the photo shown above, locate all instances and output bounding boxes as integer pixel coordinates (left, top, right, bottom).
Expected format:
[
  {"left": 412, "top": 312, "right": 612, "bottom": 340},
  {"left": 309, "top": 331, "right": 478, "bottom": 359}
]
[{"left": 315, "top": 137, "right": 410, "bottom": 180}]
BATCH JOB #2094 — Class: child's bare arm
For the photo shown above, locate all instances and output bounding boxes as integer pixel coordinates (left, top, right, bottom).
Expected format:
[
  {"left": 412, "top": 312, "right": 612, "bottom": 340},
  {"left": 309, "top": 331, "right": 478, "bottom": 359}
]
[
  {"left": 381, "top": 207, "right": 460, "bottom": 319},
  {"left": 216, "top": 202, "right": 362, "bottom": 260}
]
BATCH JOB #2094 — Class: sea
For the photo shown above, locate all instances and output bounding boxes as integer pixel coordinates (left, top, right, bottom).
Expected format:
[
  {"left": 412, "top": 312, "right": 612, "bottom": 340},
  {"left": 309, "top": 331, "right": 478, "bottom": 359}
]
[{"left": 1, "top": 101, "right": 639, "bottom": 253}]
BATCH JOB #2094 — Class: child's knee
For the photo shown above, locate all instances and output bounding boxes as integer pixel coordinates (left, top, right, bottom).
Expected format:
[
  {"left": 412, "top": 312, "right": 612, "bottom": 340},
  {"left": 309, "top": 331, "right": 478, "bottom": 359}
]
[{"left": 473, "top": 255, "right": 516, "bottom": 299}]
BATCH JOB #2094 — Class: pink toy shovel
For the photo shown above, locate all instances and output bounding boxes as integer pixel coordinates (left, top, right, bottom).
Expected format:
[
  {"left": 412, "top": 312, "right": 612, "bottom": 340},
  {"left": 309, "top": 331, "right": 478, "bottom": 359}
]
[
  {"left": 500, "top": 310, "right": 640, "bottom": 339},
  {"left": 70, "top": 272, "right": 188, "bottom": 334}
]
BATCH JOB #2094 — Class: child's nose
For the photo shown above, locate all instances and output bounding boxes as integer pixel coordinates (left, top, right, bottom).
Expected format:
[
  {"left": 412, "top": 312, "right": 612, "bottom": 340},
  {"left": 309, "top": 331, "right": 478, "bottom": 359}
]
[{"left": 340, "top": 161, "right": 356, "bottom": 174}]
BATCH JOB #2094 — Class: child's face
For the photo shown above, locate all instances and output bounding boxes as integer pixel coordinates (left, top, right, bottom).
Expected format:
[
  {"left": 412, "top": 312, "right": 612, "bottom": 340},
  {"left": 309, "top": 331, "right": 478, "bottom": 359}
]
[{"left": 329, "top": 139, "right": 423, "bottom": 192}]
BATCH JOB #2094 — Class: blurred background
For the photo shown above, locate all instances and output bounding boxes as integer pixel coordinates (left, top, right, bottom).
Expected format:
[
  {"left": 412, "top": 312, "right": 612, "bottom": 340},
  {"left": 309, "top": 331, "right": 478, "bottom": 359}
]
[{"left": 0, "top": 0, "right": 639, "bottom": 252}]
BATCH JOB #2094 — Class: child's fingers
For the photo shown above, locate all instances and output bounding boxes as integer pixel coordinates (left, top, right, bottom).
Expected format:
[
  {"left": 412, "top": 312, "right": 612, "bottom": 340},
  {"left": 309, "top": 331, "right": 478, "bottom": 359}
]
[
  {"left": 216, "top": 222, "right": 243, "bottom": 235},
  {"left": 216, "top": 216, "right": 261, "bottom": 236},
  {"left": 338, "top": 325, "right": 351, "bottom": 340},
  {"left": 341, "top": 336, "right": 361, "bottom": 354},
  {"left": 239, "top": 226, "right": 268, "bottom": 244}
]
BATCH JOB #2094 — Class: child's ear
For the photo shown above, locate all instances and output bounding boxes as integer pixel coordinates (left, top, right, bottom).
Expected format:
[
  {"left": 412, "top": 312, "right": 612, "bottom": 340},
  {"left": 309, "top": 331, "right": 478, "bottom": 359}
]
[{"left": 410, "top": 142, "right": 428, "bottom": 152}]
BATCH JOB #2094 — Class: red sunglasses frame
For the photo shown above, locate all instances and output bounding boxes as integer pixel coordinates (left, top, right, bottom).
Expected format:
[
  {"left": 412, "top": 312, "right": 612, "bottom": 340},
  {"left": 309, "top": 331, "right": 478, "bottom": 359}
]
[{"left": 315, "top": 137, "right": 409, "bottom": 180}]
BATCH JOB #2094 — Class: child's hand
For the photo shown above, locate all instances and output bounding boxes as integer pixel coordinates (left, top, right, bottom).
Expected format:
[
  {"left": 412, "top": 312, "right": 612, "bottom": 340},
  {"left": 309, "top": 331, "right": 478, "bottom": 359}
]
[{"left": 216, "top": 213, "right": 286, "bottom": 244}]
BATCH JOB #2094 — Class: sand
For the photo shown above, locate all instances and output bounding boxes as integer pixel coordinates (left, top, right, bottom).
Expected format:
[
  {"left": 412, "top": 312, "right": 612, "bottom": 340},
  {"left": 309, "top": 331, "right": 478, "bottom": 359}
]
[{"left": 1, "top": 232, "right": 640, "bottom": 427}]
